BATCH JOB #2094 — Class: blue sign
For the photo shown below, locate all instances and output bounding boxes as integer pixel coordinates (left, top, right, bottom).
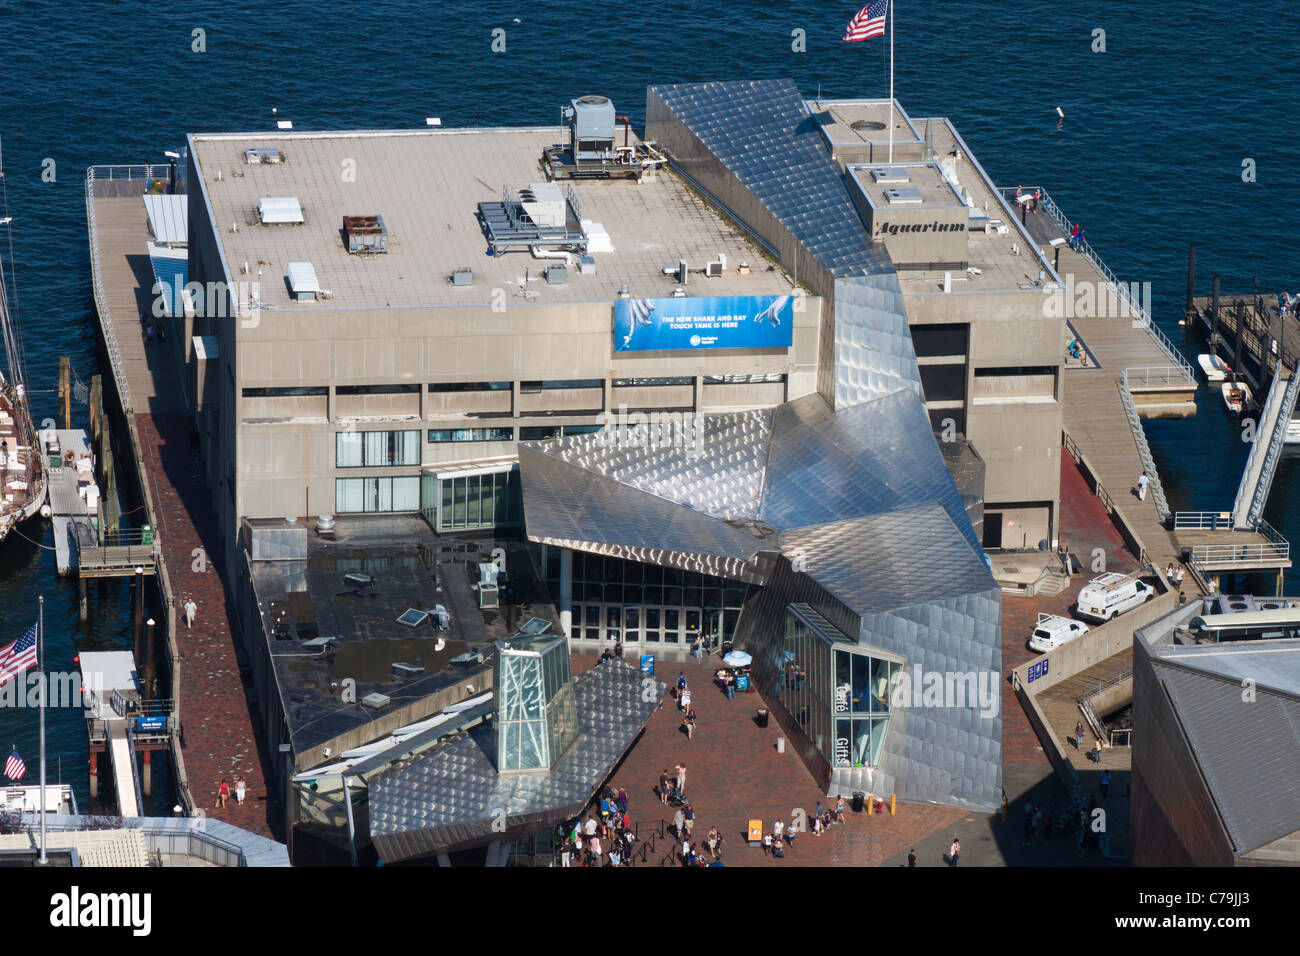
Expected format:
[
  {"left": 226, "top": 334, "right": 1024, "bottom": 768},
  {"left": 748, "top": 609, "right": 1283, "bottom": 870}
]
[
  {"left": 135, "top": 715, "right": 167, "bottom": 734},
  {"left": 614, "top": 294, "right": 795, "bottom": 352},
  {"left": 1027, "top": 659, "right": 1050, "bottom": 684},
  {"left": 639, "top": 655, "right": 655, "bottom": 676}
]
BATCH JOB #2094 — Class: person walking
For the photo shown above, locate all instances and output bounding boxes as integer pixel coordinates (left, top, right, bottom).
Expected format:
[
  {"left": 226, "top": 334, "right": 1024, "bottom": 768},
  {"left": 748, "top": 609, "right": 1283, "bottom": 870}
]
[
  {"left": 1074, "top": 720, "right": 1085, "bottom": 751},
  {"left": 184, "top": 597, "right": 198, "bottom": 628},
  {"left": 907, "top": 848, "right": 918, "bottom": 867},
  {"left": 217, "top": 778, "right": 230, "bottom": 809},
  {"left": 1175, "top": 565, "right": 1185, "bottom": 587},
  {"left": 1099, "top": 769, "right": 1111, "bottom": 798},
  {"left": 676, "top": 763, "right": 687, "bottom": 796},
  {"left": 1092, "top": 738, "right": 1104, "bottom": 764},
  {"left": 685, "top": 707, "right": 697, "bottom": 739},
  {"left": 948, "top": 837, "right": 960, "bottom": 867},
  {"left": 235, "top": 776, "right": 246, "bottom": 806},
  {"left": 774, "top": 818, "right": 784, "bottom": 844},
  {"left": 683, "top": 804, "right": 695, "bottom": 838},
  {"left": 659, "top": 769, "right": 671, "bottom": 804},
  {"left": 674, "top": 807, "right": 685, "bottom": 837},
  {"left": 680, "top": 686, "right": 692, "bottom": 712},
  {"left": 1136, "top": 471, "right": 1149, "bottom": 501},
  {"left": 725, "top": 672, "right": 736, "bottom": 700}
]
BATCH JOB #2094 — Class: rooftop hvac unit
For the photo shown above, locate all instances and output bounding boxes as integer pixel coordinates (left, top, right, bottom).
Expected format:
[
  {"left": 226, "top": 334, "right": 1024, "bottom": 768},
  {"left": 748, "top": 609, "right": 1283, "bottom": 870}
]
[
  {"left": 566, "top": 95, "right": 617, "bottom": 161},
  {"left": 451, "top": 268, "right": 473, "bottom": 286},
  {"left": 545, "top": 263, "right": 567, "bottom": 285},
  {"left": 244, "top": 147, "right": 285, "bottom": 165},
  {"left": 870, "top": 166, "right": 909, "bottom": 183},
  {"left": 286, "top": 261, "right": 320, "bottom": 301},
  {"left": 391, "top": 662, "right": 426, "bottom": 678},
  {"left": 577, "top": 255, "right": 596, "bottom": 275},
  {"left": 342, "top": 215, "right": 388, "bottom": 254},
  {"left": 517, "top": 182, "right": 567, "bottom": 228},
  {"left": 883, "top": 186, "right": 924, "bottom": 205},
  {"left": 360, "top": 692, "right": 391, "bottom": 710},
  {"left": 258, "top": 196, "right": 304, "bottom": 224},
  {"left": 706, "top": 253, "right": 726, "bottom": 278}
]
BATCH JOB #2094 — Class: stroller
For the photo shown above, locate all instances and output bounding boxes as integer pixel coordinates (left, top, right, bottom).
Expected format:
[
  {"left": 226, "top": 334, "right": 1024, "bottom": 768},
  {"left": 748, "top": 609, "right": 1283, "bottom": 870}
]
[{"left": 664, "top": 782, "right": 689, "bottom": 808}]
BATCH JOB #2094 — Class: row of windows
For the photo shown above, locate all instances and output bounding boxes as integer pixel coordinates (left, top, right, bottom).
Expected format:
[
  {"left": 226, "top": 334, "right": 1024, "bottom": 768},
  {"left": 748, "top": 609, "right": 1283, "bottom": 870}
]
[
  {"left": 336, "top": 430, "right": 420, "bottom": 467},
  {"left": 335, "top": 476, "right": 420, "bottom": 513},
  {"left": 241, "top": 373, "right": 786, "bottom": 400}
]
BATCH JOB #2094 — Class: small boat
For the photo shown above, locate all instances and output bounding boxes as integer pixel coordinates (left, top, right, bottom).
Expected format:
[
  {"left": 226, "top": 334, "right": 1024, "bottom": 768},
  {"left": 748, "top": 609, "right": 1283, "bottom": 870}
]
[
  {"left": 1285, "top": 418, "right": 1300, "bottom": 445},
  {"left": 1221, "top": 379, "right": 1254, "bottom": 416},
  {"left": 1198, "top": 352, "right": 1232, "bottom": 382}
]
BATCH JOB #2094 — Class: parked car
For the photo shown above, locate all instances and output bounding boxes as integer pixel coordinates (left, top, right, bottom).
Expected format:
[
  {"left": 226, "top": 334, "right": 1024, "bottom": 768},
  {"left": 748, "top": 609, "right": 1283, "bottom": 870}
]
[
  {"left": 1029, "top": 613, "right": 1089, "bottom": 653},
  {"left": 1076, "top": 572, "right": 1154, "bottom": 622}
]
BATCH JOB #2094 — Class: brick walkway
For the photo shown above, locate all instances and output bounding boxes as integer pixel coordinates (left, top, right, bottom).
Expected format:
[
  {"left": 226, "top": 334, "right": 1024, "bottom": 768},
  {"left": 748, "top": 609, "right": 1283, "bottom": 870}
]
[
  {"left": 575, "top": 654, "right": 965, "bottom": 867},
  {"left": 135, "top": 413, "right": 278, "bottom": 838}
]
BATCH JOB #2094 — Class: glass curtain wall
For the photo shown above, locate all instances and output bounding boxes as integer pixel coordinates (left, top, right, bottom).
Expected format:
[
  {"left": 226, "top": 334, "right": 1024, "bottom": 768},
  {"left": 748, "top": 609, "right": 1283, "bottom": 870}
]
[
  {"left": 428, "top": 468, "right": 522, "bottom": 533},
  {"left": 778, "top": 605, "right": 902, "bottom": 773},
  {"left": 543, "top": 550, "right": 747, "bottom": 649}
]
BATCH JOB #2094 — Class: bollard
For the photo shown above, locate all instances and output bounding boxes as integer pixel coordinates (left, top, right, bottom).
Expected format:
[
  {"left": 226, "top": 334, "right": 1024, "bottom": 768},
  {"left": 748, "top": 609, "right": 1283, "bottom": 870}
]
[
  {"left": 776, "top": 736, "right": 785, "bottom": 754},
  {"left": 890, "top": 794, "right": 896, "bottom": 816}
]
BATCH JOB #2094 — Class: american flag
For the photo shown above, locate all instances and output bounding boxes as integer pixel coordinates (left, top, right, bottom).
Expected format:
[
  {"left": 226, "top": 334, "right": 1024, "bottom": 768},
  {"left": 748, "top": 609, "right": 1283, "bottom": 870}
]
[
  {"left": 0, "top": 623, "right": 37, "bottom": 688},
  {"left": 4, "top": 746, "right": 25, "bottom": 781},
  {"left": 844, "top": 1, "right": 889, "bottom": 41}
]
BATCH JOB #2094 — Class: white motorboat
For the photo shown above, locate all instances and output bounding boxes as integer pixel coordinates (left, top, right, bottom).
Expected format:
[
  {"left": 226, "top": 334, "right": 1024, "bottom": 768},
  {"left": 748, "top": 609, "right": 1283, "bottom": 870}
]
[
  {"left": 1221, "top": 379, "right": 1253, "bottom": 416},
  {"left": 1285, "top": 418, "right": 1300, "bottom": 445},
  {"left": 1198, "top": 352, "right": 1232, "bottom": 382}
]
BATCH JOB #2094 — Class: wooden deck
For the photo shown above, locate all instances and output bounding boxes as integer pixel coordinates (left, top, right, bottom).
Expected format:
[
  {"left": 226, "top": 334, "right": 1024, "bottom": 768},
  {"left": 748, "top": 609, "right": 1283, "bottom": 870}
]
[
  {"left": 89, "top": 195, "right": 188, "bottom": 415},
  {"left": 1188, "top": 293, "right": 1297, "bottom": 390},
  {"left": 1018, "top": 209, "right": 1195, "bottom": 582}
]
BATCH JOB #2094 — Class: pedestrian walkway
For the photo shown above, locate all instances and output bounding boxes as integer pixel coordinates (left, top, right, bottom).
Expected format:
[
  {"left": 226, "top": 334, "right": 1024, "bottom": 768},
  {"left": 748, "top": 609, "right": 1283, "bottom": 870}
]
[{"left": 136, "top": 413, "right": 275, "bottom": 838}]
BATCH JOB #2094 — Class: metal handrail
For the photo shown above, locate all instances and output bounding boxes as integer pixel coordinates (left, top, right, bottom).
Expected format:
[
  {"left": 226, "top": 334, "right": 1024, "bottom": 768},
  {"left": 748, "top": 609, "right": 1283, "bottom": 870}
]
[
  {"left": 1123, "top": 367, "right": 1188, "bottom": 389},
  {"left": 84, "top": 168, "right": 132, "bottom": 412},
  {"left": 1109, "top": 728, "right": 1132, "bottom": 748},
  {"left": 1188, "top": 540, "right": 1290, "bottom": 568},
  {"left": 998, "top": 185, "right": 1194, "bottom": 382},
  {"left": 1173, "top": 511, "right": 1235, "bottom": 531},
  {"left": 1116, "top": 376, "right": 1170, "bottom": 519},
  {"left": 1243, "top": 371, "right": 1300, "bottom": 527}
]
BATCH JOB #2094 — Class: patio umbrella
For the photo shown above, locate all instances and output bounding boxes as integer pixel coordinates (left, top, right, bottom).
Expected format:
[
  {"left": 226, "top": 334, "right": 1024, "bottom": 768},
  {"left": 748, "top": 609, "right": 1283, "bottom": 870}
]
[{"left": 722, "top": 650, "right": 752, "bottom": 667}]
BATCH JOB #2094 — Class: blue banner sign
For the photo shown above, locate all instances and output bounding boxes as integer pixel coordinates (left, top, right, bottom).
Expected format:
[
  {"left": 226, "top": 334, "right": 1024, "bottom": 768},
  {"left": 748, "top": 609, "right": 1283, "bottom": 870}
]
[
  {"left": 135, "top": 715, "right": 168, "bottom": 734},
  {"left": 640, "top": 655, "right": 655, "bottom": 676},
  {"left": 614, "top": 294, "right": 794, "bottom": 352},
  {"left": 1027, "top": 659, "right": 1049, "bottom": 684}
]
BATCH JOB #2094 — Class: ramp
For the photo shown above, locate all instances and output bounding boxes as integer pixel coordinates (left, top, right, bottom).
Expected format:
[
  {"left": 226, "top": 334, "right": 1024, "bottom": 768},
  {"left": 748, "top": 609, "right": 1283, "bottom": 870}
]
[
  {"left": 1232, "top": 371, "right": 1299, "bottom": 528},
  {"left": 106, "top": 720, "right": 140, "bottom": 818}
]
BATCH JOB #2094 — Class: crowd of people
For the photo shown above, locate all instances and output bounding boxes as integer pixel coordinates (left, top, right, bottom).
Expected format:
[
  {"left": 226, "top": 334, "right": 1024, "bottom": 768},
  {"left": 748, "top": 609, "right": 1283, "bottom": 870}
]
[{"left": 555, "top": 785, "right": 636, "bottom": 867}]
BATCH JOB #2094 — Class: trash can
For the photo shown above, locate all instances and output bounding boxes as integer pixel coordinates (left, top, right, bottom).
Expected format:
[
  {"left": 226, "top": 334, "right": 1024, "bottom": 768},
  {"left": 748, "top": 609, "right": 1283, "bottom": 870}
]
[
  {"left": 141, "top": 525, "right": 154, "bottom": 545},
  {"left": 721, "top": 640, "right": 734, "bottom": 656},
  {"left": 756, "top": 707, "right": 769, "bottom": 728},
  {"left": 852, "top": 791, "right": 865, "bottom": 813}
]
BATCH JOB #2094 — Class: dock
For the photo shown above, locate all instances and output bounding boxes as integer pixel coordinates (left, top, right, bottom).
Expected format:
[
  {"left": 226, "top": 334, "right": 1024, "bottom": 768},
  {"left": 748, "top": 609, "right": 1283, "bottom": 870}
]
[
  {"left": 80, "top": 650, "right": 171, "bottom": 816},
  {"left": 87, "top": 165, "right": 274, "bottom": 837}
]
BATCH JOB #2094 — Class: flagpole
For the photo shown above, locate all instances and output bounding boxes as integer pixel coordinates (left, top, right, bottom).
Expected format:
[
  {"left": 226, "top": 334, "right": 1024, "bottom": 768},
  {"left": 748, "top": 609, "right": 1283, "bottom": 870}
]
[
  {"left": 38, "top": 595, "right": 45, "bottom": 865},
  {"left": 888, "top": 0, "right": 895, "bottom": 165}
]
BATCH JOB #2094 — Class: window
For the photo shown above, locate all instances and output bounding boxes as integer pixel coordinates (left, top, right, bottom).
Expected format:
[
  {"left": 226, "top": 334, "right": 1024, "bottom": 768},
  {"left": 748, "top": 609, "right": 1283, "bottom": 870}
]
[
  {"left": 519, "top": 426, "right": 562, "bottom": 441},
  {"left": 910, "top": 323, "right": 969, "bottom": 359},
  {"left": 702, "top": 373, "right": 786, "bottom": 385},
  {"left": 919, "top": 364, "right": 967, "bottom": 404},
  {"left": 431, "top": 469, "right": 522, "bottom": 532},
  {"left": 241, "top": 386, "right": 328, "bottom": 398},
  {"left": 428, "top": 381, "right": 511, "bottom": 392},
  {"left": 612, "top": 376, "right": 693, "bottom": 387},
  {"left": 427, "top": 427, "right": 513, "bottom": 443},
  {"left": 335, "top": 384, "right": 419, "bottom": 395},
  {"left": 520, "top": 379, "right": 602, "bottom": 392},
  {"left": 335, "top": 476, "right": 420, "bottom": 513},
  {"left": 336, "top": 430, "right": 419, "bottom": 467}
]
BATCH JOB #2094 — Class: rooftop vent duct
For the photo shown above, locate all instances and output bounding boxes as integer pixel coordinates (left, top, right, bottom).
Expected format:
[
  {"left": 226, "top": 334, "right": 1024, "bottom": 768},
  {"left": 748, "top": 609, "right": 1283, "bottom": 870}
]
[
  {"left": 342, "top": 215, "right": 388, "bottom": 254},
  {"left": 870, "top": 166, "right": 909, "bottom": 184},
  {"left": 361, "top": 692, "right": 391, "bottom": 710}
]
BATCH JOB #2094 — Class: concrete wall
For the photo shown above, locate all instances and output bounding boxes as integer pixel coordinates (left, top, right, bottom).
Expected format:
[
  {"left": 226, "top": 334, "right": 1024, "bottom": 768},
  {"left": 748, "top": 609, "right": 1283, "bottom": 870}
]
[{"left": 906, "top": 289, "right": 1065, "bottom": 541}]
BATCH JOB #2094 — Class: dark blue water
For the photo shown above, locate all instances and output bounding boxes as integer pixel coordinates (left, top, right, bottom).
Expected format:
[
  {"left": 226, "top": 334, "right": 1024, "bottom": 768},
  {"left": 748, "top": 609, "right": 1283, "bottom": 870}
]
[{"left": 0, "top": 1, "right": 1295, "bottom": 804}]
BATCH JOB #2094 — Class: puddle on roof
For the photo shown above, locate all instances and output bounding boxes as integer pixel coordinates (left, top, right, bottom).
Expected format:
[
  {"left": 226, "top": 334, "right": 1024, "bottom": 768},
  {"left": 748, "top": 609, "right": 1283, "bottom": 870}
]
[{"left": 331, "top": 637, "right": 471, "bottom": 684}]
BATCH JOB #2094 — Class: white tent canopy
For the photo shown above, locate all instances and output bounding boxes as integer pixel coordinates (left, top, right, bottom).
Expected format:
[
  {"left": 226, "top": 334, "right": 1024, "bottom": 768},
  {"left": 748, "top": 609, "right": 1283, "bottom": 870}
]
[{"left": 142, "top": 194, "right": 188, "bottom": 245}]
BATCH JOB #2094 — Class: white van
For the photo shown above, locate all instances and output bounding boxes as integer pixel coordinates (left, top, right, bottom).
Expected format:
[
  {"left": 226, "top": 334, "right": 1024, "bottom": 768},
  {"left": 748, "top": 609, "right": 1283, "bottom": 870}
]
[{"left": 1076, "top": 572, "right": 1154, "bottom": 622}]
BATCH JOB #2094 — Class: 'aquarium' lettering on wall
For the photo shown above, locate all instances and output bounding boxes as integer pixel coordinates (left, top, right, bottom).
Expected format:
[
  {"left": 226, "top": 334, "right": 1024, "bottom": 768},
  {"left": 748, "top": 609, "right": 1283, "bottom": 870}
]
[{"left": 614, "top": 294, "right": 795, "bottom": 352}]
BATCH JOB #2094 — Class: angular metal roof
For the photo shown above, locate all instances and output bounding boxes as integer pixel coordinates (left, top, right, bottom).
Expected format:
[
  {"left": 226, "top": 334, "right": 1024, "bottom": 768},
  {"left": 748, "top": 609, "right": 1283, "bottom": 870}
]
[
  {"left": 647, "top": 80, "right": 891, "bottom": 280},
  {"left": 1152, "top": 652, "right": 1300, "bottom": 855},
  {"left": 368, "top": 660, "right": 663, "bottom": 862}
]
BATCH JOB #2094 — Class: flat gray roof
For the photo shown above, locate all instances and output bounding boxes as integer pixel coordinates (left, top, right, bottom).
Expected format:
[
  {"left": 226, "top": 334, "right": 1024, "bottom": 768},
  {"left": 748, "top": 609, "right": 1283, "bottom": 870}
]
[
  {"left": 848, "top": 161, "right": 964, "bottom": 209},
  {"left": 808, "top": 98, "right": 924, "bottom": 149},
  {"left": 191, "top": 128, "right": 792, "bottom": 312}
]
